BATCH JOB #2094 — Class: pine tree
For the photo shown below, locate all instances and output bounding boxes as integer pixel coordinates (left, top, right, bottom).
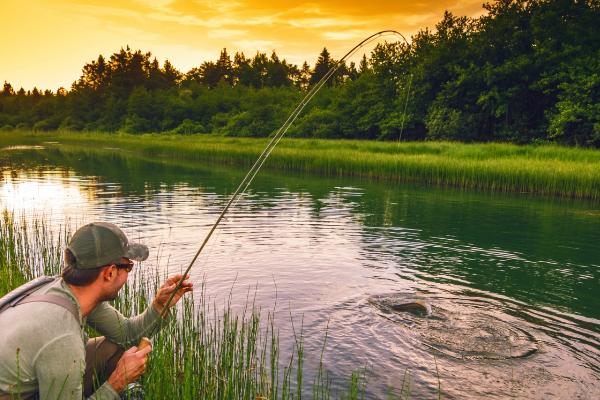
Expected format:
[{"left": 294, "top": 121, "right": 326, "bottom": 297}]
[
  {"left": 74, "top": 54, "right": 107, "bottom": 91},
  {"left": 310, "top": 47, "right": 336, "bottom": 86},
  {"left": 298, "top": 62, "right": 311, "bottom": 90},
  {"left": 1, "top": 81, "right": 14, "bottom": 96},
  {"left": 266, "top": 51, "right": 291, "bottom": 87},
  {"left": 162, "top": 60, "right": 181, "bottom": 86},
  {"left": 251, "top": 52, "right": 269, "bottom": 88},
  {"left": 347, "top": 61, "right": 359, "bottom": 81},
  {"left": 198, "top": 61, "right": 221, "bottom": 87},
  {"left": 233, "top": 52, "right": 251, "bottom": 86},
  {"left": 358, "top": 54, "right": 369, "bottom": 74},
  {"left": 216, "top": 48, "right": 233, "bottom": 85}
]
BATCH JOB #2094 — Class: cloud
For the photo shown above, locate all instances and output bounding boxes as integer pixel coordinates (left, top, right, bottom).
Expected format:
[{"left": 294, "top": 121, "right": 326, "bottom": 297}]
[
  {"left": 233, "top": 39, "right": 280, "bottom": 53},
  {"left": 288, "top": 17, "right": 366, "bottom": 29},
  {"left": 323, "top": 30, "right": 370, "bottom": 41},
  {"left": 207, "top": 29, "right": 247, "bottom": 39}
]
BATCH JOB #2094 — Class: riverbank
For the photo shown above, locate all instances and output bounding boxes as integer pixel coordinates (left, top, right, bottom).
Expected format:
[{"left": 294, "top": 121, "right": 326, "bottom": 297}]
[
  {"left": 1, "top": 213, "right": 395, "bottom": 399},
  {"left": 2, "top": 131, "right": 600, "bottom": 199}
]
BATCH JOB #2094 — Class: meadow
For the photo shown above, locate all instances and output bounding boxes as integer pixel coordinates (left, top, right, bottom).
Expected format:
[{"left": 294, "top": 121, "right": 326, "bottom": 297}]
[{"left": 2, "top": 131, "right": 600, "bottom": 200}]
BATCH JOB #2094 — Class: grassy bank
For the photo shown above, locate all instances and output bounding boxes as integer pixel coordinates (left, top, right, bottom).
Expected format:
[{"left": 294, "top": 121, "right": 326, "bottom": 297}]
[
  {"left": 2, "top": 131, "right": 600, "bottom": 199},
  {"left": 0, "top": 213, "right": 411, "bottom": 399}
]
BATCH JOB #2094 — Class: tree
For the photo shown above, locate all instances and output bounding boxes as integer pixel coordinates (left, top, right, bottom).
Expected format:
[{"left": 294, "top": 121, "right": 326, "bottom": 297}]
[
  {"left": 233, "top": 52, "right": 252, "bottom": 86},
  {"left": 198, "top": 61, "right": 221, "bottom": 88},
  {"left": 250, "top": 52, "right": 269, "bottom": 88},
  {"left": 548, "top": 51, "right": 600, "bottom": 146},
  {"left": 216, "top": 48, "right": 234, "bottom": 85},
  {"left": 347, "top": 62, "right": 359, "bottom": 81},
  {"left": 73, "top": 54, "right": 108, "bottom": 92},
  {"left": 310, "top": 48, "right": 336, "bottom": 86},
  {"left": 297, "top": 62, "right": 311, "bottom": 90},
  {"left": 162, "top": 60, "right": 181, "bottom": 86},
  {"left": 148, "top": 58, "right": 181, "bottom": 90},
  {"left": 358, "top": 54, "right": 370, "bottom": 74},
  {"left": 265, "top": 51, "right": 292, "bottom": 87},
  {"left": 1, "top": 82, "right": 14, "bottom": 96}
]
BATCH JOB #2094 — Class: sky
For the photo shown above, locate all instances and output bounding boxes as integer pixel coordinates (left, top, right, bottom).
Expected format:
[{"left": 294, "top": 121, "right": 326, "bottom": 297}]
[{"left": 1, "top": 0, "right": 485, "bottom": 91}]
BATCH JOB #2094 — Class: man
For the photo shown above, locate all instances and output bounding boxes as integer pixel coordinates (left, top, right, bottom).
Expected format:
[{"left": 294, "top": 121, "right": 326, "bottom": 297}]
[{"left": 0, "top": 222, "right": 193, "bottom": 399}]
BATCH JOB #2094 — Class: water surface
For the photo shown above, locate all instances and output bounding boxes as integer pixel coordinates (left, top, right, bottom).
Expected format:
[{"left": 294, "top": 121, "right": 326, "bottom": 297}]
[{"left": 1, "top": 145, "right": 599, "bottom": 399}]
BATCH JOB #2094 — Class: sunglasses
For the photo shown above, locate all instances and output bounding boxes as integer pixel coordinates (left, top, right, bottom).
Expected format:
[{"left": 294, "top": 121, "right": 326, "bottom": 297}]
[{"left": 115, "top": 260, "right": 134, "bottom": 272}]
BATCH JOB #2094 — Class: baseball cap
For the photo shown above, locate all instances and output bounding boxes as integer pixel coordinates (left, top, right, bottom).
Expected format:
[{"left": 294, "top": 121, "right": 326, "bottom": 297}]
[{"left": 67, "top": 222, "right": 149, "bottom": 269}]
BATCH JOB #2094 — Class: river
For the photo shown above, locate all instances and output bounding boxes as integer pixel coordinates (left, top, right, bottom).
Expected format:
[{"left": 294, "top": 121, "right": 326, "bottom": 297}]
[{"left": 1, "top": 144, "right": 599, "bottom": 399}]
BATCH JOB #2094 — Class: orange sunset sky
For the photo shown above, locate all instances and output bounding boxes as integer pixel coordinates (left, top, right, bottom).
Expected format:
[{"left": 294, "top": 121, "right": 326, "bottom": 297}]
[{"left": 1, "top": 0, "right": 486, "bottom": 91}]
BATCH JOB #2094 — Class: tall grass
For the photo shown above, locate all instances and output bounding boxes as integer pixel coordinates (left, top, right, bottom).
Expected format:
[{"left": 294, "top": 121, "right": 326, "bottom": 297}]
[
  {"left": 0, "top": 211, "right": 67, "bottom": 295},
  {"left": 3, "top": 131, "right": 600, "bottom": 199},
  {"left": 0, "top": 213, "right": 410, "bottom": 399}
]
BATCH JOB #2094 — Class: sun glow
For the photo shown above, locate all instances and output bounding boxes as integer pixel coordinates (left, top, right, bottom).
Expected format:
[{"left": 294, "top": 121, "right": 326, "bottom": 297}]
[
  {"left": 0, "top": 0, "right": 485, "bottom": 91},
  {"left": 0, "top": 170, "right": 89, "bottom": 217}
]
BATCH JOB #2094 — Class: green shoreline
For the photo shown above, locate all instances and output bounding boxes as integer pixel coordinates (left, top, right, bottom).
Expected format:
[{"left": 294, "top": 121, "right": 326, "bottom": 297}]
[{"left": 2, "top": 131, "right": 600, "bottom": 200}]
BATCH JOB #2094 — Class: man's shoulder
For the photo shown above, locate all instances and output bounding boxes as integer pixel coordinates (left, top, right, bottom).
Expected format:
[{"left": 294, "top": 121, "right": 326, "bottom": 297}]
[
  {"left": 0, "top": 277, "right": 81, "bottom": 334},
  {"left": 1, "top": 299, "right": 80, "bottom": 330}
]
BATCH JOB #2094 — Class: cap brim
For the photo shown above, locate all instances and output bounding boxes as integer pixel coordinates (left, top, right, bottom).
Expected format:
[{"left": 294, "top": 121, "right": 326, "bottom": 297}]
[{"left": 124, "top": 243, "right": 149, "bottom": 262}]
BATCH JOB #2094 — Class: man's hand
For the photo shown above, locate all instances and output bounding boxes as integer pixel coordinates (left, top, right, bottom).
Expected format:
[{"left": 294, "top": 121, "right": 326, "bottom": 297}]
[
  {"left": 107, "top": 345, "right": 152, "bottom": 393},
  {"left": 152, "top": 274, "right": 193, "bottom": 315}
]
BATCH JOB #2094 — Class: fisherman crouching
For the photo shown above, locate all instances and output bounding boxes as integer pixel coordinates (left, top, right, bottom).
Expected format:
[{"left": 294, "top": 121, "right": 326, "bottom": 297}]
[{"left": 0, "top": 222, "right": 193, "bottom": 399}]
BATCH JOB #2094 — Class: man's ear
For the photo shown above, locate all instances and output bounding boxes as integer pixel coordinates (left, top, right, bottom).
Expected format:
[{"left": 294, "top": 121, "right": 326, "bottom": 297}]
[{"left": 101, "top": 265, "right": 116, "bottom": 281}]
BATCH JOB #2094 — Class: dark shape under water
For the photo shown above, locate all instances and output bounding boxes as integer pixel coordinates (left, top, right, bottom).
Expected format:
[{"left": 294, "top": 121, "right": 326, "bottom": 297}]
[
  {"left": 369, "top": 295, "right": 433, "bottom": 316},
  {"left": 369, "top": 293, "right": 538, "bottom": 360}
]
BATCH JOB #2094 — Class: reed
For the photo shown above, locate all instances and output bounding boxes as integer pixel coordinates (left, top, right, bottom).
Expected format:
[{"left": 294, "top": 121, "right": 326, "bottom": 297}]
[
  {"left": 0, "top": 213, "right": 396, "bottom": 399},
  {"left": 2, "top": 131, "right": 599, "bottom": 200}
]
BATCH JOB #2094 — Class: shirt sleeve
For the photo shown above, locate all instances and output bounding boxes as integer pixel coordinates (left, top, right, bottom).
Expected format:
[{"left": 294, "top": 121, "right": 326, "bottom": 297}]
[
  {"left": 86, "top": 302, "right": 170, "bottom": 348},
  {"left": 33, "top": 334, "right": 120, "bottom": 400}
]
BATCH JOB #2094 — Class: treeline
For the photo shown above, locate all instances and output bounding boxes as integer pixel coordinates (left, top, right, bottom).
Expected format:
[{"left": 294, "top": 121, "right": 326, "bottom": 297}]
[{"left": 1, "top": 0, "right": 599, "bottom": 146}]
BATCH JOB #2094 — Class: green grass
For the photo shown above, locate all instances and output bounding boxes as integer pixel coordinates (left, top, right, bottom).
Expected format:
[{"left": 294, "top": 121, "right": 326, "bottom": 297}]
[
  {"left": 0, "top": 212, "right": 412, "bottom": 399},
  {"left": 2, "top": 130, "right": 599, "bottom": 199}
]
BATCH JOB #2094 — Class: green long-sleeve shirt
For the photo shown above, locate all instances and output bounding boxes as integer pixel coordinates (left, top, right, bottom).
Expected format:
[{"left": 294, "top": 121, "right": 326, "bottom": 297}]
[{"left": 0, "top": 278, "right": 166, "bottom": 399}]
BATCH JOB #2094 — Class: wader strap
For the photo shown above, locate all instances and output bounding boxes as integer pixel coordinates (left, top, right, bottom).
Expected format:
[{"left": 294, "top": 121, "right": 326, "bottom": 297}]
[{"left": 13, "top": 294, "right": 79, "bottom": 321}]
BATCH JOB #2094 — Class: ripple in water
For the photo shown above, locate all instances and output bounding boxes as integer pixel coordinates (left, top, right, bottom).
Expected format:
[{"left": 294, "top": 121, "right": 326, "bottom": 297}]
[{"left": 370, "top": 293, "right": 538, "bottom": 360}]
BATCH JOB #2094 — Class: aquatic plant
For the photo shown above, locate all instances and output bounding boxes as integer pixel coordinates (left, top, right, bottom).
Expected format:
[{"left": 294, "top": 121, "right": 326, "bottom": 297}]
[
  {"left": 0, "top": 213, "right": 411, "bottom": 399},
  {"left": 3, "top": 131, "right": 599, "bottom": 199}
]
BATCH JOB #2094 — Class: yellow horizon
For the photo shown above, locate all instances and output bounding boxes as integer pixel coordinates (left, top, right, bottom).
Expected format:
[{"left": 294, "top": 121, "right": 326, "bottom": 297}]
[{"left": 1, "top": 0, "right": 485, "bottom": 91}]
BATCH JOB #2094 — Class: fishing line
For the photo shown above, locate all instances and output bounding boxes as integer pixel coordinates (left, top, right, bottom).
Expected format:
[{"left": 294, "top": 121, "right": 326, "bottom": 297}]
[
  {"left": 398, "top": 73, "right": 413, "bottom": 143},
  {"left": 161, "top": 30, "right": 410, "bottom": 314}
]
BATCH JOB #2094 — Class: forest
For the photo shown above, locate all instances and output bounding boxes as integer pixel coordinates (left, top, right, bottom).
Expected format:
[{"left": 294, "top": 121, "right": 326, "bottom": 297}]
[{"left": 1, "top": 0, "right": 599, "bottom": 146}]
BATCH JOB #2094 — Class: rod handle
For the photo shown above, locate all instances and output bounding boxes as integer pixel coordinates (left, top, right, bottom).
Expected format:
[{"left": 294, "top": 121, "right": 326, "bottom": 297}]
[{"left": 138, "top": 337, "right": 151, "bottom": 360}]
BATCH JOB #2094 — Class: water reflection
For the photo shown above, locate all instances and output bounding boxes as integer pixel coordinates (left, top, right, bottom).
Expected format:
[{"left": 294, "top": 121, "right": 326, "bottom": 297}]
[{"left": 1, "top": 146, "right": 599, "bottom": 399}]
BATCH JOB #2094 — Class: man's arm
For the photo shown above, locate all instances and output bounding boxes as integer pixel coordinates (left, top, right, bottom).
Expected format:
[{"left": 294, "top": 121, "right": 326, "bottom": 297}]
[
  {"left": 86, "top": 274, "right": 192, "bottom": 347},
  {"left": 86, "top": 302, "right": 166, "bottom": 348},
  {"left": 34, "top": 334, "right": 119, "bottom": 400}
]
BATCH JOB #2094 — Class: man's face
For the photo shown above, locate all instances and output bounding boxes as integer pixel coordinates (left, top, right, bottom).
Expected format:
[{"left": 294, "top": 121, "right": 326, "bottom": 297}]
[{"left": 102, "top": 257, "right": 133, "bottom": 301}]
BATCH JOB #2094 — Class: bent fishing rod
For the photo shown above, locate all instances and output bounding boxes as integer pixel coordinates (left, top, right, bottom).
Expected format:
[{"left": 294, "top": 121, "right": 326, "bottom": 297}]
[{"left": 160, "top": 30, "right": 409, "bottom": 315}]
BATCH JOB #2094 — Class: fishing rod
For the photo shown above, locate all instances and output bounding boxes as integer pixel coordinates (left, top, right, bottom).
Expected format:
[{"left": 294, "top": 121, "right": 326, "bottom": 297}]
[{"left": 160, "top": 30, "right": 410, "bottom": 315}]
